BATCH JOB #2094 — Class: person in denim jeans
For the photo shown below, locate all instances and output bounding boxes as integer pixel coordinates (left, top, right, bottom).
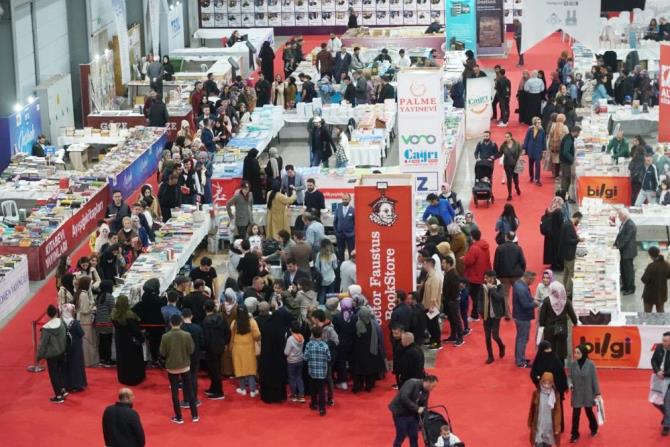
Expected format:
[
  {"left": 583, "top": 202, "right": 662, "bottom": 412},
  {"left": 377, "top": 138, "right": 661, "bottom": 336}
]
[
  {"left": 512, "top": 272, "right": 538, "bottom": 368},
  {"left": 284, "top": 322, "right": 305, "bottom": 402},
  {"left": 304, "top": 325, "right": 331, "bottom": 416},
  {"left": 310, "top": 309, "right": 339, "bottom": 406}
]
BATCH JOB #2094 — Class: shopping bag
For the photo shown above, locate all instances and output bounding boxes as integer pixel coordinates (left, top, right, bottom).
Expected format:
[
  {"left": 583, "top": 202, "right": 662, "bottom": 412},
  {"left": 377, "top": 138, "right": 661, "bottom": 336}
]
[
  {"left": 595, "top": 396, "right": 605, "bottom": 426},
  {"left": 514, "top": 157, "right": 526, "bottom": 174},
  {"left": 649, "top": 373, "right": 670, "bottom": 405},
  {"left": 536, "top": 326, "right": 545, "bottom": 346}
]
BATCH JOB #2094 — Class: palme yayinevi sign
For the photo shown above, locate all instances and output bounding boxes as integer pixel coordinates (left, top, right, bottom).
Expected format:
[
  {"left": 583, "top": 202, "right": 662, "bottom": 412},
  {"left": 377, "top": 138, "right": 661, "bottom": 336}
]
[
  {"left": 465, "top": 76, "right": 493, "bottom": 139},
  {"left": 397, "top": 69, "right": 445, "bottom": 195},
  {"left": 521, "top": 0, "right": 601, "bottom": 53}
]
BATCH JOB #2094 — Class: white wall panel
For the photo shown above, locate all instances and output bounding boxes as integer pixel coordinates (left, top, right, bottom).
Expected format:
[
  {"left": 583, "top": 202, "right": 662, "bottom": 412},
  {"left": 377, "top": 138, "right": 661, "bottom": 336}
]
[
  {"left": 35, "top": 0, "right": 70, "bottom": 83},
  {"left": 14, "top": 3, "right": 36, "bottom": 100}
]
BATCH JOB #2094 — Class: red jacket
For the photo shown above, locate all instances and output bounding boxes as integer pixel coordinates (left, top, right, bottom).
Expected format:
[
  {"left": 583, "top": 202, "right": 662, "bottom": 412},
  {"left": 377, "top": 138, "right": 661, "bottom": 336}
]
[
  {"left": 191, "top": 89, "right": 204, "bottom": 118},
  {"left": 463, "top": 239, "right": 491, "bottom": 285}
]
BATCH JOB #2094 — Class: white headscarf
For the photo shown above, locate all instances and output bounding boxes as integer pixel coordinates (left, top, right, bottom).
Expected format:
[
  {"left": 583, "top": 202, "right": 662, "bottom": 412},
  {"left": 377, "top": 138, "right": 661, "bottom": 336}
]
[
  {"left": 61, "top": 303, "right": 75, "bottom": 327},
  {"left": 548, "top": 282, "right": 567, "bottom": 315}
]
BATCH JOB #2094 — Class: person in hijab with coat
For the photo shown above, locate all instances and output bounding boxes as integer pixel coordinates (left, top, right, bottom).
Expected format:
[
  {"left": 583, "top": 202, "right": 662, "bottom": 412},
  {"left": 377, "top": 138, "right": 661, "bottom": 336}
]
[
  {"left": 528, "top": 372, "right": 563, "bottom": 447},
  {"left": 538, "top": 282, "right": 578, "bottom": 361},
  {"left": 131, "top": 278, "right": 166, "bottom": 367},
  {"left": 258, "top": 308, "right": 289, "bottom": 403},
  {"left": 112, "top": 295, "right": 146, "bottom": 386},
  {"left": 531, "top": 340, "right": 569, "bottom": 434},
  {"left": 266, "top": 179, "right": 297, "bottom": 240},
  {"left": 332, "top": 297, "right": 356, "bottom": 389},
  {"left": 61, "top": 303, "right": 87, "bottom": 392},
  {"left": 74, "top": 275, "right": 98, "bottom": 367},
  {"left": 568, "top": 345, "right": 601, "bottom": 442},
  {"left": 243, "top": 149, "right": 263, "bottom": 204},
  {"left": 96, "top": 280, "right": 116, "bottom": 367},
  {"left": 231, "top": 304, "right": 262, "bottom": 397},
  {"left": 58, "top": 273, "right": 76, "bottom": 307},
  {"left": 259, "top": 41, "right": 275, "bottom": 82},
  {"left": 221, "top": 288, "right": 238, "bottom": 377},
  {"left": 541, "top": 195, "right": 566, "bottom": 271},
  {"left": 265, "top": 147, "right": 283, "bottom": 183},
  {"left": 351, "top": 306, "right": 382, "bottom": 393}
]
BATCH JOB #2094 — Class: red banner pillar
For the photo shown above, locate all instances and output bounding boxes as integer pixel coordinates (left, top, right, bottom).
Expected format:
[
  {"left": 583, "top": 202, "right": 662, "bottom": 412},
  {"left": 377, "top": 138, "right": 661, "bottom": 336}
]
[{"left": 659, "top": 43, "right": 670, "bottom": 142}]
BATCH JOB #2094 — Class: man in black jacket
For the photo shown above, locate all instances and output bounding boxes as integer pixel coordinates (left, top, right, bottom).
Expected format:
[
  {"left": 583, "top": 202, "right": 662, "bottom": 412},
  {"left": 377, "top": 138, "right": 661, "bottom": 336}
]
[
  {"left": 147, "top": 94, "right": 169, "bottom": 127},
  {"left": 560, "top": 126, "right": 581, "bottom": 203},
  {"left": 493, "top": 231, "right": 527, "bottom": 319},
  {"left": 106, "top": 190, "right": 131, "bottom": 234},
  {"left": 559, "top": 212, "right": 583, "bottom": 299},
  {"left": 102, "top": 388, "right": 145, "bottom": 447},
  {"left": 651, "top": 331, "right": 670, "bottom": 436},
  {"left": 342, "top": 76, "right": 356, "bottom": 104},
  {"left": 388, "top": 375, "right": 439, "bottom": 447},
  {"left": 182, "top": 279, "right": 208, "bottom": 324},
  {"left": 390, "top": 290, "right": 414, "bottom": 335},
  {"left": 202, "top": 300, "right": 230, "bottom": 400},
  {"left": 309, "top": 117, "right": 335, "bottom": 167},
  {"left": 304, "top": 178, "right": 326, "bottom": 216},
  {"left": 396, "top": 332, "right": 425, "bottom": 387},
  {"left": 378, "top": 77, "right": 396, "bottom": 102},
  {"left": 614, "top": 208, "right": 638, "bottom": 295},
  {"left": 181, "top": 308, "right": 204, "bottom": 409},
  {"left": 495, "top": 68, "right": 512, "bottom": 126},
  {"left": 442, "top": 256, "right": 464, "bottom": 346}
]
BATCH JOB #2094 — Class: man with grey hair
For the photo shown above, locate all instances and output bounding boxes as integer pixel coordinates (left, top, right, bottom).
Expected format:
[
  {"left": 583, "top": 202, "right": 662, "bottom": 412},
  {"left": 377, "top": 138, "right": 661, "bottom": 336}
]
[
  {"left": 614, "top": 208, "right": 638, "bottom": 295},
  {"left": 524, "top": 71, "right": 544, "bottom": 123},
  {"left": 396, "top": 331, "right": 425, "bottom": 387},
  {"left": 512, "top": 271, "right": 538, "bottom": 368}
]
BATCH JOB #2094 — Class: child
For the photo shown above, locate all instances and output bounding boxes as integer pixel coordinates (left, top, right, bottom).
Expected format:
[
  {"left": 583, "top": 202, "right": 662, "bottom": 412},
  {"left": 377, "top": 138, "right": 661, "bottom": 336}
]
[
  {"left": 435, "top": 424, "right": 462, "bottom": 446},
  {"left": 457, "top": 279, "right": 471, "bottom": 336},
  {"left": 247, "top": 224, "right": 263, "bottom": 252},
  {"left": 303, "top": 325, "right": 331, "bottom": 416},
  {"left": 284, "top": 321, "right": 305, "bottom": 403}
]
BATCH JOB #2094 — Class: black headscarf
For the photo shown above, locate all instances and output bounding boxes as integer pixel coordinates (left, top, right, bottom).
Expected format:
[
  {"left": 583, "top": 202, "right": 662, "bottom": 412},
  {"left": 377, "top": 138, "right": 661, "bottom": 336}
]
[
  {"left": 530, "top": 340, "right": 568, "bottom": 393},
  {"left": 266, "top": 179, "right": 281, "bottom": 210},
  {"left": 576, "top": 344, "right": 589, "bottom": 367}
]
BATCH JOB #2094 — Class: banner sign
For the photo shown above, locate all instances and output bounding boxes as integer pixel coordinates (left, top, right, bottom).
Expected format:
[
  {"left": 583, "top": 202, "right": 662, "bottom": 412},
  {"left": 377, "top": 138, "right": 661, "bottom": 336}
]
[
  {"left": 109, "top": 132, "right": 167, "bottom": 199},
  {"left": 576, "top": 175, "right": 631, "bottom": 206},
  {"left": 149, "top": 0, "right": 161, "bottom": 56},
  {"left": 465, "top": 77, "right": 493, "bottom": 139},
  {"left": 0, "top": 99, "right": 43, "bottom": 170},
  {"left": 397, "top": 69, "right": 445, "bottom": 195},
  {"left": 354, "top": 183, "right": 415, "bottom": 357},
  {"left": 446, "top": 0, "right": 477, "bottom": 54},
  {"left": 476, "top": 0, "right": 504, "bottom": 48},
  {"left": 111, "top": 0, "right": 131, "bottom": 84},
  {"left": 573, "top": 325, "right": 667, "bottom": 369},
  {"left": 659, "top": 43, "right": 670, "bottom": 143},
  {"left": 0, "top": 255, "right": 30, "bottom": 327},
  {"left": 521, "top": 0, "right": 601, "bottom": 53}
]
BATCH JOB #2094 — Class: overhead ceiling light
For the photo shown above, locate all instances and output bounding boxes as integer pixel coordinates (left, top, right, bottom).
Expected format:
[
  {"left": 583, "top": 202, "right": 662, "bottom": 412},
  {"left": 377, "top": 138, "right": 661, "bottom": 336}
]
[{"left": 13, "top": 103, "right": 22, "bottom": 112}]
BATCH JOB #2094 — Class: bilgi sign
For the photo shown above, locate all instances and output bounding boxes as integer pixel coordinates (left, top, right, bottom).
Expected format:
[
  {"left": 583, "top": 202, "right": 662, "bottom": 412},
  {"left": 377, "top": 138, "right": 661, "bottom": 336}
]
[{"left": 397, "top": 69, "right": 445, "bottom": 195}]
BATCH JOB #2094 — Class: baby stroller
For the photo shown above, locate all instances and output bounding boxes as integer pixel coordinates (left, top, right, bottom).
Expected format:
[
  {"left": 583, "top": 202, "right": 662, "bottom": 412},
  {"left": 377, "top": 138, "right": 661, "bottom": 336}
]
[
  {"left": 421, "top": 405, "right": 463, "bottom": 446},
  {"left": 472, "top": 159, "right": 494, "bottom": 208}
]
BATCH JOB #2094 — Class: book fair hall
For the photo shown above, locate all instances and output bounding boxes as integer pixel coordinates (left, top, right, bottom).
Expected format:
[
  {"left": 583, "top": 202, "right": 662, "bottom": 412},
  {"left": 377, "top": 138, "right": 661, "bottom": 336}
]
[{"left": 1, "top": 0, "right": 670, "bottom": 445}]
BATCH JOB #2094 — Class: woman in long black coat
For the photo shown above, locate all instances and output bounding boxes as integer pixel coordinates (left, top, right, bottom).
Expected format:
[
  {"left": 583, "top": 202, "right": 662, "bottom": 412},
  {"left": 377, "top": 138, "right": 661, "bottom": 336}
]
[
  {"left": 541, "top": 196, "right": 566, "bottom": 270},
  {"left": 259, "top": 41, "right": 275, "bottom": 82},
  {"left": 112, "top": 295, "right": 146, "bottom": 386},
  {"left": 332, "top": 298, "right": 357, "bottom": 387},
  {"left": 258, "top": 311, "right": 289, "bottom": 403},
  {"left": 62, "top": 304, "right": 87, "bottom": 391},
  {"left": 531, "top": 340, "right": 569, "bottom": 432},
  {"left": 539, "top": 282, "right": 578, "bottom": 361},
  {"left": 131, "top": 278, "right": 166, "bottom": 366},
  {"left": 351, "top": 306, "right": 382, "bottom": 393},
  {"left": 243, "top": 149, "right": 263, "bottom": 204}
]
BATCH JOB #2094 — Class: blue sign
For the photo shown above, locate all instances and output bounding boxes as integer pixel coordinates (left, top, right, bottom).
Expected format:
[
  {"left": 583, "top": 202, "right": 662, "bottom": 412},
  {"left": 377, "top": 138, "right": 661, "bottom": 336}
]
[
  {"left": 109, "top": 132, "right": 167, "bottom": 199},
  {"left": 446, "top": 0, "right": 477, "bottom": 55},
  {"left": 0, "top": 100, "right": 43, "bottom": 173}
]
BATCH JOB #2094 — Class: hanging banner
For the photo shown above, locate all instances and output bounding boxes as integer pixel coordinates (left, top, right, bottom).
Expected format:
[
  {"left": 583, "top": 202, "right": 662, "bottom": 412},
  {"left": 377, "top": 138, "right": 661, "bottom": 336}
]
[
  {"left": 354, "top": 181, "right": 415, "bottom": 357},
  {"left": 111, "top": 0, "right": 131, "bottom": 84},
  {"left": 476, "top": 0, "right": 504, "bottom": 48},
  {"left": 659, "top": 43, "right": 670, "bottom": 143},
  {"left": 465, "top": 76, "right": 493, "bottom": 138},
  {"left": 149, "top": 0, "right": 161, "bottom": 56},
  {"left": 446, "top": 0, "right": 477, "bottom": 54},
  {"left": 521, "top": 0, "right": 601, "bottom": 53},
  {"left": 0, "top": 99, "right": 43, "bottom": 172},
  {"left": 397, "top": 69, "right": 445, "bottom": 195}
]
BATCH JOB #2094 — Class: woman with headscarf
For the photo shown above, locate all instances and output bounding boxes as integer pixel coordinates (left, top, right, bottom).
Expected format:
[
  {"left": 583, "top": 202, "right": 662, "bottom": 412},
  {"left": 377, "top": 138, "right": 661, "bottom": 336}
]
[
  {"left": 528, "top": 372, "right": 563, "bottom": 447},
  {"left": 242, "top": 148, "right": 263, "bottom": 204},
  {"left": 517, "top": 70, "right": 530, "bottom": 124},
  {"left": 74, "top": 276, "right": 98, "bottom": 367},
  {"left": 530, "top": 340, "right": 568, "bottom": 392},
  {"left": 265, "top": 179, "right": 297, "bottom": 240},
  {"left": 541, "top": 195, "right": 566, "bottom": 271},
  {"left": 535, "top": 270, "right": 553, "bottom": 305},
  {"left": 547, "top": 113, "right": 568, "bottom": 178},
  {"left": 140, "top": 184, "right": 161, "bottom": 222},
  {"left": 96, "top": 280, "right": 116, "bottom": 367},
  {"left": 332, "top": 297, "right": 355, "bottom": 389},
  {"left": 112, "top": 295, "right": 145, "bottom": 385},
  {"left": 221, "top": 288, "right": 238, "bottom": 377},
  {"left": 539, "top": 282, "right": 578, "bottom": 361},
  {"left": 265, "top": 147, "right": 283, "bottom": 182},
  {"left": 94, "top": 224, "right": 111, "bottom": 254},
  {"left": 162, "top": 55, "right": 174, "bottom": 81},
  {"left": 447, "top": 223, "right": 468, "bottom": 275},
  {"left": 61, "top": 303, "right": 87, "bottom": 392},
  {"left": 351, "top": 306, "right": 382, "bottom": 393},
  {"left": 231, "top": 304, "right": 261, "bottom": 397},
  {"left": 259, "top": 41, "right": 276, "bottom": 82},
  {"left": 58, "top": 273, "right": 75, "bottom": 308},
  {"left": 567, "top": 345, "right": 600, "bottom": 442},
  {"left": 258, "top": 305, "right": 289, "bottom": 403},
  {"left": 132, "top": 278, "right": 166, "bottom": 367}
]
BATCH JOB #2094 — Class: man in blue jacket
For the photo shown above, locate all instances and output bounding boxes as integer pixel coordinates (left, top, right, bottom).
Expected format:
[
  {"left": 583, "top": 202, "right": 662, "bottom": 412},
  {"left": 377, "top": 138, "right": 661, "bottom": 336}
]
[
  {"left": 422, "top": 193, "right": 455, "bottom": 227},
  {"left": 333, "top": 193, "right": 355, "bottom": 262},
  {"left": 522, "top": 117, "right": 546, "bottom": 186},
  {"left": 512, "top": 271, "right": 537, "bottom": 368}
]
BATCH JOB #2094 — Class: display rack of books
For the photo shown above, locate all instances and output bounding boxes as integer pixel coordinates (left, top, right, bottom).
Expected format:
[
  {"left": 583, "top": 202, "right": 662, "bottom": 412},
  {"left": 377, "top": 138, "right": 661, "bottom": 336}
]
[
  {"left": 572, "top": 198, "right": 621, "bottom": 317},
  {"left": 0, "top": 254, "right": 30, "bottom": 325}
]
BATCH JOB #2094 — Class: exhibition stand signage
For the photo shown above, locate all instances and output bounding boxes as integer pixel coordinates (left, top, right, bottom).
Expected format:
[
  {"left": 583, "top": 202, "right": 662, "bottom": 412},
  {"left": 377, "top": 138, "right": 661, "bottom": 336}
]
[
  {"left": 446, "top": 0, "right": 477, "bottom": 54},
  {"left": 573, "top": 325, "right": 667, "bottom": 369},
  {"left": 355, "top": 177, "right": 416, "bottom": 357},
  {"left": 521, "top": 0, "right": 601, "bottom": 53},
  {"left": 108, "top": 132, "right": 168, "bottom": 199},
  {"left": 659, "top": 43, "right": 670, "bottom": 143},
  {"left": 397, "top": 68, "right": 445, "bottom": 195},
  {"left": 475, "top": 0, "right": 505, "bottom": 56},
  {"left": 575, "top": 175, "right": 631, "bottom": 206},
  {"left": 0, "top": 256, "right": 30, "bottom": 327},
  {"left": 465, "top": 76, "right": 493, "bottom": 139},
  {"left": 0, "top": 100, "right": 42, "bottom": 172}
]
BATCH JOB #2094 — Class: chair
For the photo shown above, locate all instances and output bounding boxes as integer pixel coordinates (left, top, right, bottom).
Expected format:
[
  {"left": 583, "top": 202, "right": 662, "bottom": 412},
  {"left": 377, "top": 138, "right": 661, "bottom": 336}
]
[{"left": 1, "top": 201, "right": 19, "bottom": 225}]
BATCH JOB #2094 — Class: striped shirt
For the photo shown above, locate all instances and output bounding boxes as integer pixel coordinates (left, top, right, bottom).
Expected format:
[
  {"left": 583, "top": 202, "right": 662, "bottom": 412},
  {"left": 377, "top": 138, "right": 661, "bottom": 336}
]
[{"left": 304, "top": 339, "right": 331, "bottom": 379}]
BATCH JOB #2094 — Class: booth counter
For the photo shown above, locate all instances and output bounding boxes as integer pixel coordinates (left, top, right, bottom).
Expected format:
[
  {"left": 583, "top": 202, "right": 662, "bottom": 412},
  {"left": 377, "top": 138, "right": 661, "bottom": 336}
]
[
  {"left": 0, "top": 254, "right": 30, "bottom": 327},
  {"left": 341, "top": 26, "right": 446, "bottom": 56}
]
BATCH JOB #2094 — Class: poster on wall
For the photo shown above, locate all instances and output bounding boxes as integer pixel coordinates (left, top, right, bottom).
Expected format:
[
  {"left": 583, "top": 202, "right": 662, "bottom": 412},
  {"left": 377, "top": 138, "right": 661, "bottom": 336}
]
[
  {"left": 397, "top": 69, "right": 445, "bottom": 195},
  {"left": 659, "top": 43, "right": 670, "bottom": 143},
  {"left": 476, "top": 0, "right": 504, "bottom": 48},
  {"left": 521, "top": 0, "right": 599, "bottom": 53},
  {"left": 465, "top": 76, "right": 493, "bottom": 138},
  {"left": 446, "top": 0, "right": 477, "bottom": 54},
  {"left": 417, "top": 9, "right": 430, "bottom": 24}
]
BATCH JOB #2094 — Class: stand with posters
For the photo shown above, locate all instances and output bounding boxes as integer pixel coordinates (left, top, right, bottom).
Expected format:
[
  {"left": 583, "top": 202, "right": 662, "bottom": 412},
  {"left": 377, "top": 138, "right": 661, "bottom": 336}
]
[
  {"left": 476, "top": 0, "right": 505, "bottom": 56},
  {"left": 446, "top": 0, "right": 477, "bottom": 54}
]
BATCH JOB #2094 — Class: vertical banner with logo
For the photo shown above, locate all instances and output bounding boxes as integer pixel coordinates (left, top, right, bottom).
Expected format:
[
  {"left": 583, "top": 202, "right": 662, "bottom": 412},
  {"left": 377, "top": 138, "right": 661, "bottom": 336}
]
[
  {"left": 397, "top": 69, "right": 445, "bottom": 195},
  {"left": 446, "top": 0, "right": 477, "bottom": 54},
  {"left": 355, "top": 179, "right": 416, "bottom": 357},
  {"left": 476, "top": 0, "right": 504, "bottom": 51},
  {"left": 521, "top": 0, "right": 601, "bottom": 53},
  {"left": 465, "top": 77, "right": 493, "bottom": 138},
  {"left": 148, "top": 0, "right": 161, "bottom": 56},
  {"left": 111, "top": 0, "right": 131, "bottom": 84},
  {"left": 659, "top": 43, "right": 670, "bottom": 143}
]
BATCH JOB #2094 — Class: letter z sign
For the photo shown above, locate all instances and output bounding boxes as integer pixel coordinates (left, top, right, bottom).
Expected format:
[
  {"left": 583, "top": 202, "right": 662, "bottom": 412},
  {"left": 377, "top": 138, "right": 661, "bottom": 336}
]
[{"left": 411, "top": 172, "right": 439, "bottom": 195}]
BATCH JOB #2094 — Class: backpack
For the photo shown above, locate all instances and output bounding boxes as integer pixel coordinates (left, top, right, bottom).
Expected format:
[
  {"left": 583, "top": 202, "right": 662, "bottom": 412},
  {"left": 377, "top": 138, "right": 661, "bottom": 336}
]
[{"left": 310, "top": 266, "right": 323, "bottom": 289}]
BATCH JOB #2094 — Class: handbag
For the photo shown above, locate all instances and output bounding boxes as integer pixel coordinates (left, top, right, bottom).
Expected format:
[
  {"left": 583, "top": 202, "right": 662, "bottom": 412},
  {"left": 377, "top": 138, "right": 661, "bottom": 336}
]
[
  {"left": 514, "top": 157, "right": 526, "bottom": 174},
  {"left": 495, "top": 231, "right": 505, "bottom": 245}
]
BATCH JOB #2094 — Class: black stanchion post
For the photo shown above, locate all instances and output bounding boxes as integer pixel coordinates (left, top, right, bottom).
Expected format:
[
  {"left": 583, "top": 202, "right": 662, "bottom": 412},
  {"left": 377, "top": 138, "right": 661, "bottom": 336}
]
[{"left": 26, "top": 319, "right": 45, "bottom": 373}]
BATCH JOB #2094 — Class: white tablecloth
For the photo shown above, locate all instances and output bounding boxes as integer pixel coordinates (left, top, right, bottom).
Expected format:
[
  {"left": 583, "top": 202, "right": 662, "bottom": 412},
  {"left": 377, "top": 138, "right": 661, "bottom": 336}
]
[
  {"left": 0, "top": 255, "right": 29, "bottom": 326},
  {"left": 349, "top": 143, "right": 383, "bottom": 167}
]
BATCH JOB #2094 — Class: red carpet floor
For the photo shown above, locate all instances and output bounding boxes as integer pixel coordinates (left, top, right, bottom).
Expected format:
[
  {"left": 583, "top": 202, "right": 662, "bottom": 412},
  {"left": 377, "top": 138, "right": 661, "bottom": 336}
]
[{"left": 0, "top": 33, "right": 661, "bottom": 446}]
